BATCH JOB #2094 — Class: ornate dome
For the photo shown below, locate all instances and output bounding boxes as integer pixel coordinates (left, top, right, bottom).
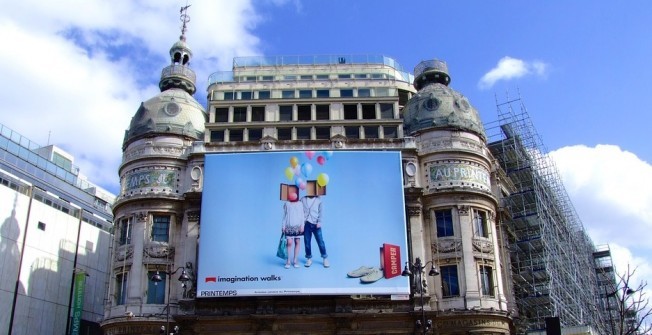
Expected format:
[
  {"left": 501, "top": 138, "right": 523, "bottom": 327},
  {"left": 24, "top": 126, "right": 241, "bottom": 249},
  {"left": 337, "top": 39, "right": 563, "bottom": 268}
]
[
  {"left": 123, "top": 88, "right": 206, "bottom": 146},
  {"left": 403, "top": 60, "right": 486, "bottom": 141}
]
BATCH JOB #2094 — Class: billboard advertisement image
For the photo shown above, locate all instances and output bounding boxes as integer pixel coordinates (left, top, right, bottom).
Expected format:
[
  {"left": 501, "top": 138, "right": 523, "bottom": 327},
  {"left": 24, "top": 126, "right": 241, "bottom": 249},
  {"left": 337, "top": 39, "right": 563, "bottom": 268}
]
[{"left": 197, "top": 150, "right": 409, "bottom": 297}]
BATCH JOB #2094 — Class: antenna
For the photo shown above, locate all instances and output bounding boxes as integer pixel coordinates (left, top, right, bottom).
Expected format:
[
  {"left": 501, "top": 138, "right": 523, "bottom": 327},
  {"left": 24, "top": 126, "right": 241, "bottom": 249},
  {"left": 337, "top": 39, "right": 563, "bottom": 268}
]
[{"left": 179, "top": 2, "right": 191, "bottom": 41}]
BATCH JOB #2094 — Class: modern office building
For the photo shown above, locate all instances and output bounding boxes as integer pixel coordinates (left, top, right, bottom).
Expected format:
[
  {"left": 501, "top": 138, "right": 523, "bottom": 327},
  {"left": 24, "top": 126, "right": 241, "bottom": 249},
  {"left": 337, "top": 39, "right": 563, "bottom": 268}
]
[
  {"left": 0, "top": 125, "right": 115, "bottom": 335},
  {"left": 101, "top": 10, "right": 621, "bottom": 335}
]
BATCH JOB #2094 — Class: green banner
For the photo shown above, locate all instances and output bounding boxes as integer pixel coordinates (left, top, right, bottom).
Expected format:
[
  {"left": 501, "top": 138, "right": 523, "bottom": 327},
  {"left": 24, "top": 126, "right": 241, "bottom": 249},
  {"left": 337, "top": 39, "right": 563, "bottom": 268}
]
[{"left": 70, "top": 272, "right": 86, "bottom": 335}]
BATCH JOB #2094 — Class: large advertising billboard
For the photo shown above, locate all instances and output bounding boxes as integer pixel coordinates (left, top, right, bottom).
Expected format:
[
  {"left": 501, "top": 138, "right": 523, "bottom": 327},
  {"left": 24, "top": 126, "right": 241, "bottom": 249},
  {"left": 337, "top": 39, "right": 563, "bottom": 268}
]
[{"left": 197, "top": 151, "right": 409, "bottom": 297}]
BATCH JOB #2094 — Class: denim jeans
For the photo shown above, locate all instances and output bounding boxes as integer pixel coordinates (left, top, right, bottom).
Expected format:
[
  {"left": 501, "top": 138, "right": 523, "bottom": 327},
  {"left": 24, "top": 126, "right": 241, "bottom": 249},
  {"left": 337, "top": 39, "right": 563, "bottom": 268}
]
[{"left": 304, "top": 222, "right": 327, "bottom": 259}]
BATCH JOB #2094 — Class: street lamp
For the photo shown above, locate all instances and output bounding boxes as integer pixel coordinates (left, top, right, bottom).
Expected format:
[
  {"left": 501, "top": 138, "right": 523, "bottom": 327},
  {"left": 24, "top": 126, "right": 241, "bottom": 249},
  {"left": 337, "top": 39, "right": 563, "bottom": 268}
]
[
  {"left": 402, "top": 257, "right": 440, "bottom": 334},
  {"left": 150, "top": 266, "right": 191, "bottom": 335}
]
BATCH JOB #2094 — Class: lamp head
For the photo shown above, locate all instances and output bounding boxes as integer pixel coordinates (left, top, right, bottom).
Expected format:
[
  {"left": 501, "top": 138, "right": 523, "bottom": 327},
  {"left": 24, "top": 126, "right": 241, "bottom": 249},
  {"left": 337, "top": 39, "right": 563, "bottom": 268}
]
[
  {"left": 401, "top": 262, "right": 412, "bottom": 276},
  {"left": 151, "top": 270, "right": 163, "bottom": 284},
  {"left": 178, "top": 269, "right": 191, "bottom": 282},
  {"left": 428, "top": 264, "right": 440, "bottom": 276}
]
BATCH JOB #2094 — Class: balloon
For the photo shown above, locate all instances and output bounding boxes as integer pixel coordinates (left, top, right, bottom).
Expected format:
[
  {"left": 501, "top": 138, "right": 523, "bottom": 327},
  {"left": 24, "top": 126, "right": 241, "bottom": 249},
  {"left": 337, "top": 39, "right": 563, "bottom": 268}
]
[
  {"left": 293, "top": 166, "right": 302, "bottom": 177},
  {"left": 290, "top": 156, "right": 299, "bottom": 168},
  {"left": 316, "top": 156, "right": 325, "bottom": 166},
  {"left": 300, "top": 163, "right": 313, "bottom": 178},
  {"left": 317, "top": 173, "right": 329, "bottom": 187},
  {"left": 297, "top": 178, "right": 306, "bottom": 190},
  {"left": 284, "top": 167, "right": 294, "bottom": 181},
  {"left": 305, "top": 151, "right": 315, "bottom": 160},
  {"left": 322, "top": 151, "right": 333, "bottom": 160},
  {"left": 288, "top": 190, "right": 298, "bottom": 201}
]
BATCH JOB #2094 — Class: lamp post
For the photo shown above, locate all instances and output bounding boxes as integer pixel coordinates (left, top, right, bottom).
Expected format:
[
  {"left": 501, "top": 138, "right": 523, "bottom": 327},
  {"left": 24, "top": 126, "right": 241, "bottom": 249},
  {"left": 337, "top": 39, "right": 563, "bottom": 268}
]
[
  {"left": 402, "top": 257, "right": 440, "bottom": 335},
  {"left": 150, "top": 266, "right": 191, "bottom": 335}
]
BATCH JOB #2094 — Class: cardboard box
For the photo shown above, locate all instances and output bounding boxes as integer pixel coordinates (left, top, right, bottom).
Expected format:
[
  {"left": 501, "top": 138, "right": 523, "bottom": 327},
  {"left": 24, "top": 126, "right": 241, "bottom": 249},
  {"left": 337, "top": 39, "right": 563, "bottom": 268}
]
[
  {"left": 280, "top": 184, "right": 299, "bottom": 201},
  {"left": 379, "top": 243, "right": 402, "bottom": 279},
  {"left": 305, "top": 180, "right": 326, "bottom": 196}
]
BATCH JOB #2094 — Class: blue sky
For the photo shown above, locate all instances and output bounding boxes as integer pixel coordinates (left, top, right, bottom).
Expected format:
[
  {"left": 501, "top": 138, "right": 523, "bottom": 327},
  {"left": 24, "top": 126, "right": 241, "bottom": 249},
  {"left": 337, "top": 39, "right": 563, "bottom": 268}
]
[{"left": 1, "top": 1, "right": 651, "bottom": 297}]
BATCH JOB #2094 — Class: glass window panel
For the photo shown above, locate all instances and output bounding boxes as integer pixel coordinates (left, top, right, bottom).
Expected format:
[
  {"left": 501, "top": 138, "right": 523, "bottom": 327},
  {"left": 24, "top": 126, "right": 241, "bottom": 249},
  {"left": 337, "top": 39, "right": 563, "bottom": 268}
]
[
  {"left": 343, "top": 104, "right": 357, "bottom": 120},
  {"left": 383, "top": 126, "right": 398, "bottom": 139},
  {"left": 147, "top": 271, "right": 166, "bottom": 304},
  {"left": 119, "top": 219, "right": 132, "bottom": 245},
  {"left": 380, "top": 103, "right": 394, "bottom": 119},
  {"left": 371, "top": 73, "right": 385, "bottom": 79},
  {"left": 299, "top": 90, "right": 312, "bottom": 98},
  {"left": 316, "top": 90, "right": 330, "bottom": 98},
  {"left": 441, "top": 265, "right": 460, "bottom": 297},
  {"left": 315, "top": 105, "right": 330, "bottom": 120},
  {"left": 296, "top": 127, "right": 311, "bottom": 140},
  {"left": 261, "top": 76, "right": 273, "bottom": 81},
  {"left": 358, "top": 88, "right": 371, "bottom": 97},
  {"left": 316, "top": 74, "right": 329, "bottom": 80},
  {"left": 279, "top": 105, "right": 293, "bottom": 121},
  {"left": 233, "top": 107, "right": 247, "bottom": 122},
  {"left": 240, "top": 91, "right": 252, "bottom": 100},
  {"left": 229, "top": 129, "right": 243, "bottom": 141},
  {"left": 315, "top": 127, "right": 330, "bottom": 139},
  {"left": 282, "top": 90, "right": 295, "bottom": 99},
  {"left": 364, "top": 126, "right": 378, "bottom": 139},
  {"left": 258, "top": 91, "right": 271, "bottom": 99},
  {"left": 338, "top": 74, "right": 351, "bottom": 79},
  {"left": 215, "top": 108, "right": 228, "bottom": 122},
  {"left": 278, "top": 128, "right": 292, "bottom": 140},
  {"left": 248, "top": 128, "right": 263, "bottom": 141},
  {"left": 297, "top": 105, "right": 311, "bottom": 121},
  {"left": 474, "top": 210, "right": 488, "bottom": 238},
  {"left": 210, "top": 130, "right": 224, "bottom": 142},
  {"left": 152, "top": 215, "right": 170, "bottom": 242},
  {"left": 480, "top": 266, "right": 494, "bottom": 296},
  {"left": 224, "top": 92, "right": 234, "bottom": 100},
  {"left": 251, "top": 106, "right": 265, "bottom": 121},
  {"left": 361, "top": 104, "right": 375, "bottom": 119},
  {"left": 284, "top": 75, "right": 297, "bottom": 80},
  {"left": 436, "top": 209, "right": 454, "bottom": 237},
  {"left": 300, "top": 75, "right": 313, "bottom": 80},
  {"left": 345, "top": 126, "right": 359, "bottom": 139},
  {"left": 340, "top": 89, "right": 354, "bottom": 98},
  {"left": 354, "top": 74, "right": 368, "bottom": 79},
  {"left": 115, "top": 273, "right": 128, "bottom": 305}
]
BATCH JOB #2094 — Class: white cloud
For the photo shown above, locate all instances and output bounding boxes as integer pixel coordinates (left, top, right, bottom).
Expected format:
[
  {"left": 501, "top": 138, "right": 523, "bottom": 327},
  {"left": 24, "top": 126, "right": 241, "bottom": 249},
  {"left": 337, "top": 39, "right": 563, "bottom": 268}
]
[
  {"left": 0, "top": 1, "right": 274, "bottom": 194},
  {"left": 478, "top": 56, "right": 548, "bottom": 90},
  {"left": 550, "top": 144, "right": 652, "bottom": 292}
]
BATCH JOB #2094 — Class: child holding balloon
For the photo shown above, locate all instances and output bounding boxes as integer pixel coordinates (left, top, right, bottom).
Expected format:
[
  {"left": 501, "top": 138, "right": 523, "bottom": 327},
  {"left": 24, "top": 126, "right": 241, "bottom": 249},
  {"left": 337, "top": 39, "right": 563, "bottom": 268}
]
[{"left": 281, "top": 184, "right": 304, "bottom": 268}]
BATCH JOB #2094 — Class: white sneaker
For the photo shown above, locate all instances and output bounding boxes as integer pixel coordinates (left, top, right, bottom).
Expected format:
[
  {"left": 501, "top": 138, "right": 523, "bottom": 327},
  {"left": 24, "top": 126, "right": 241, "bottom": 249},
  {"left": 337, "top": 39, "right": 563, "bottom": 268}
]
[
  {"left": 305, "top": 258, "right": 312, "bottom": 267},
  {"left": 323, "top": 258, "right": 330, "bottom": 268}
]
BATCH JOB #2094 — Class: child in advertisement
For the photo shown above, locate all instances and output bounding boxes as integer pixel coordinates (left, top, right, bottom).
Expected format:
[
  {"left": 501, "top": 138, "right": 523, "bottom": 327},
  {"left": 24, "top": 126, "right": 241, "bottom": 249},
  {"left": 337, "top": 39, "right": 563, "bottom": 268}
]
[
  {"left": 281, "top": 184, "right": 304, "bottom": 268},
  {"left": 302, "top": 181, "right": 329, "bottom": 268}
]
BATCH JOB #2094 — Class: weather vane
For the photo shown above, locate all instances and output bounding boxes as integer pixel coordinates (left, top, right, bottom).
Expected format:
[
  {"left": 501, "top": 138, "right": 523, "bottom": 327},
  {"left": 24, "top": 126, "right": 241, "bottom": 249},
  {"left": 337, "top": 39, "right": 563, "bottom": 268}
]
[{"left": 180, "top": 2, "right": 191, "bottom": 41}]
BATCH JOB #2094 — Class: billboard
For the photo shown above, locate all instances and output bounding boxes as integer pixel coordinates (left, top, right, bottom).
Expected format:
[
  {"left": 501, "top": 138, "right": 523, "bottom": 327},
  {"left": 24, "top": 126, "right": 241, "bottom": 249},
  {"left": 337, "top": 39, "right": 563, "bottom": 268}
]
[{"left": 197, "top": 151, "right": 409, "bottom": 297}]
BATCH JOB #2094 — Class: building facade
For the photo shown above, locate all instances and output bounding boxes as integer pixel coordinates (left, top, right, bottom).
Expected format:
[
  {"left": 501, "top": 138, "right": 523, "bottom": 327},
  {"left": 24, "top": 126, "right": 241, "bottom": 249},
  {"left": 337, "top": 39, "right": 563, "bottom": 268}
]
[
  {"left": 101, "top": 16, "right": 618, "bottom": 335},
  {"left": 0, "top": 126, "right": 115, "bottom": 335}
]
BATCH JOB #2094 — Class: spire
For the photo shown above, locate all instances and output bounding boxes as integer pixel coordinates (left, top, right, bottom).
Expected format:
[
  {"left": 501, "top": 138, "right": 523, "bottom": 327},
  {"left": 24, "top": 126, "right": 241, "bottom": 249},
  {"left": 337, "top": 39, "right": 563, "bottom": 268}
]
[{"left": 159, "top": 3, "right": 196, "bottom": 94}]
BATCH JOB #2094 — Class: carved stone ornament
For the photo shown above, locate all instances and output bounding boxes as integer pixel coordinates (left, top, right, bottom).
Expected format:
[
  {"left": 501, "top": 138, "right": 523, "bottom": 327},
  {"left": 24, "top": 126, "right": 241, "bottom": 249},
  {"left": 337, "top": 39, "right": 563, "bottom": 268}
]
[
  {"left": 115, "top": 246, "right": 133, "bottom": 262},
  {"left": 407, "top": 206, "right": 422, "bottom": 217},
  {"left": 187, "top": 210, "right": 200, "bottom": 222},
  {"left": 457, "top": 205, "right": 470, "bottom": 216},
  {"left": 136, "top": 212, "right": 148, "bottom": 222},
  {"left": 433, "top": 239, "right": 462, "bottom": 253},
  {"left": 472, "top": 239, "right": 494, "bottom": 253},
  {"left": 143, "top": 244, "right": 175, "bottom": 259}
]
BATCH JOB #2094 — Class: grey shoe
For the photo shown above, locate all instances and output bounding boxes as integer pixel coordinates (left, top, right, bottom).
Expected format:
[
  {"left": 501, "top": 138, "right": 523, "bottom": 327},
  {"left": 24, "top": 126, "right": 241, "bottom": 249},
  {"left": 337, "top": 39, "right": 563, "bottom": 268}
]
[
  {"left": 360, "top": 268, "right": 384, "bottom": 284},
  {"left": 347, "top": 266, "right": 375, "bottom": 278},
  {"left": 323, "top": 258, "right": 330, "bottom": 268},
  {"left": 305, "top": 258, "right": 312, "bottom": 267}
]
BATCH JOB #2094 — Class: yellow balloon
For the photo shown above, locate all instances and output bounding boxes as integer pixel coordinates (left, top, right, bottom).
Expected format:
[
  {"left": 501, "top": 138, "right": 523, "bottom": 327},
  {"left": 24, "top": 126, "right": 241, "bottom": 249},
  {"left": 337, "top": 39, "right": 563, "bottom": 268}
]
[
  {"left": 285, "top": 167, "right": 294, "bottom": 181},
  {"left": 290, "top": 156, "right": 299, "bottom": 168},
  {"left": 317, "top": 173, "right": 329, "bottom": 187}
]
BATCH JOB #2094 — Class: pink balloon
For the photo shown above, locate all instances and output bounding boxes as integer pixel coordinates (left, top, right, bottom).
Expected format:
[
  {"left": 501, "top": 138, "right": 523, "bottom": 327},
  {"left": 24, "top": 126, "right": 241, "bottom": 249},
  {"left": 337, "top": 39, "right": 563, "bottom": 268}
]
[
  {"left": 316, "top": 155, "right": 325, "bottom": 166},
  {"left": 305, "top": 151, "right": 315, "bottom": 160},
  {"left": 288, "top": 190, "right": 298, "bottom": 201}
]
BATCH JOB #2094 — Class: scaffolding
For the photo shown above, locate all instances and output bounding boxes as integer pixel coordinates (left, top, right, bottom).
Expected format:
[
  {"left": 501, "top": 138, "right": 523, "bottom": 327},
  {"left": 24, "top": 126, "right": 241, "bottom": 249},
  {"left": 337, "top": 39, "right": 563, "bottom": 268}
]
[{"left": 486, "top": 94, "right": 613, "bottom": 334}]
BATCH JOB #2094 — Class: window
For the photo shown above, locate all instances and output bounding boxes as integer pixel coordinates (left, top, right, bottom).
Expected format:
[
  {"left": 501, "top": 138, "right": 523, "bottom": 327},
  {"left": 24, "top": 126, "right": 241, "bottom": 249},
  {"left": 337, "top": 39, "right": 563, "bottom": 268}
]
[
  {"left": 340, "top": 89, "right": 354, "bottom": 98},
  {"left": 119, "top": 219, "right": 132, "bottom": 245},
  {"left": 297, "top": 105, "right": 311, "bottom": 121},
  {"left": 315, "top": 127, "right": 330, "bottom": 140},
  {"left": 215, "top": 108, "right": 228, "bottom": 122},
  {"left": 384, "top": 126, "right": 397, "bottom": 139},
  {"left": 376, "top": 88, "right": 391, "bottom": 97},
  {"left": 441, "top": 265, "right": 460, "bottom": 297},
  {"left": 210, "top": 130, "right": 224, "bottom": 142},
  {"left": 279, "top": 105, "right": 293, "bottom": 121},
  {"left": 354, "top": 74, "right": 368, "bottom": 79},
  {"left": 380, "top": 103, "right": 394, "bottom": 119},
  {"left": 315, "top": 105, "right": 330, "bottom": 120},
  {"left": 371, "top": 73, "right": 385, "bottom": 79},
  {"left": 358, "top": 88, "right": 371, "bottom": 97},
  {"left": 300, "top": 75, "right": 313, "bottom": 80},
  {"left": 251, "top": 106, "right": 265, "bottom": 122},
  {"left": 316, "top": 74, "right": 329, "bottom": 80},
  {"left": 147, "top": 271, "right": 166, "bottom": 304},
  {"left": 282, "top": 90, "right": 295, "bottom": 99},
  {"left": 260, "top": 76, "right": 273, "bottom": 81},
  {"left": 233, "top": 107, "right": 247, "bottom": 122},
  {"left": 223, "top": 92, "right": 234, "bottom": 100},
  {"left": 316, "top": 90, "right": 330, "bottom": 98},
  {"left": 338, "top": 74, "right": 351, "bottom": 79},
  {"left": 37, "top": 221, "right": 46, "bottom": 231},
  {"left": 229, "top": 129, "right": 243, "bottom": 141},
  {"left": 284, "top": 75, "right": 297, "bottom": 80},
  {"left": 343, "top": 104, "right": 357, "bottom": 120},
  {"left": 363, "top": 126, "right": 378, "bottom": 139},
  {"left": 435, "top": 209, "right": 454, "bottom": 237},
  {"left": 361, "top": 104, "right": 376, "bottom": 119},
  {"left": 248, "top": 128, "right": 262, "bottom": 141},
  {"left": 480, "top": 266, "right": 494, "bottom": 296},
  {"left": 152, "top": 215, "right": 170, "bottom": 242},
  {"left": 258, "top": 90, "right": 271, "bottom": 99},
  {"left": 299, "top": 90, "right": 312, "bottom": 99},
  {"left": 278, "top": 128, "right": 292, "bottom": 140},
  {"left": 345, "top": 126, "right": 360, "bottom": 139},
  {"left": 115, "top": 273, "right": 128, "bottom": 305},
  {"left": 296, "top": 127, "right": 311, "bottom": 140},
  {"left": 474, "top": 210, "right": 489, "bottom": 238},
  {"left": 239, "top": 91, "right": 252, "bottom": 100}
]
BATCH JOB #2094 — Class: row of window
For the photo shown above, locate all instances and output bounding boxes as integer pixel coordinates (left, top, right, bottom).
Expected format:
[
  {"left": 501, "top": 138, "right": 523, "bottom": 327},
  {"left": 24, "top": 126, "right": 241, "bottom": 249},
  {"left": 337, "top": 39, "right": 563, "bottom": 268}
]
[
  {"left": 115, "top": 270, "right": 171, "bottom": 305},
  {"left": 233, "top": 72, "right": 398, "bottom": 83},
  {"left": 215, "top": 87, "right": 397, "bottom": 101},
  {"left": 214, "top": 103, "right": 396, "bottom": 123},
  {"left": 435, "top": 208, "right": 490, "bottom": 238},
  {"left": 209, "top": 125, "right": 399, "bottom": 142},
  {"left": 118, "top": 215, "right": 170, "bottom": 245}
]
